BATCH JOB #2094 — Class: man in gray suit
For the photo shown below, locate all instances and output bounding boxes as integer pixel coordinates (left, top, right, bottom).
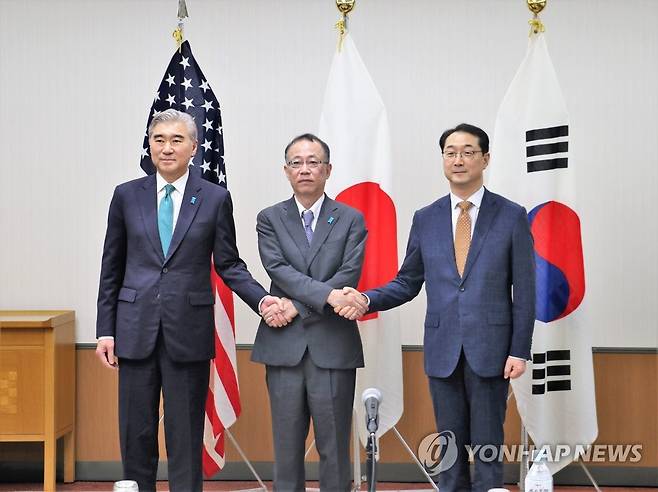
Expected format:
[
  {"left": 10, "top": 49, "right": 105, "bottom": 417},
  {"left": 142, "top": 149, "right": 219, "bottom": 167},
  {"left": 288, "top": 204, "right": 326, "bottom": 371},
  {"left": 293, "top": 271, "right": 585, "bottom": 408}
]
[
  {"left": 252, "top": 133, "right": 368, "bottom": 492},
  {"left": 341, "top": 124, "right": 535, "bottom": 492}
]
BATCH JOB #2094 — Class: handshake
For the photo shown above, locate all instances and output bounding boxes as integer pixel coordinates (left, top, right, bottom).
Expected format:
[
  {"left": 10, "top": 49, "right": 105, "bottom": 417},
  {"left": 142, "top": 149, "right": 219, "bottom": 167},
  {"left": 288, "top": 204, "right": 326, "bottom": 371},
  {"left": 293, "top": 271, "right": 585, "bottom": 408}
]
[
  {"left": 260, "top": 287, "right": 368, "bottom": 328},
  {"left": 327, "top": 287, "right": 369, "bottom": 320}
]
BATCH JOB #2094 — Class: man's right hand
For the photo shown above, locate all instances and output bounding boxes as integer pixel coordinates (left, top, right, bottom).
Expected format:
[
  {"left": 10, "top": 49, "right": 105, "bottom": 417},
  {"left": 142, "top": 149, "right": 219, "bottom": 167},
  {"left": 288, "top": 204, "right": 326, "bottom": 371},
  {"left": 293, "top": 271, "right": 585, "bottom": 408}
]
[
  {"left": 262, "top": 296, "right": 298, "bottom": 327},
  {"left": 328, "top": 287, "right": 368, "bottom": 320},
  {"left": 96, "top": 339, "right": 118, "bottom": 370}
]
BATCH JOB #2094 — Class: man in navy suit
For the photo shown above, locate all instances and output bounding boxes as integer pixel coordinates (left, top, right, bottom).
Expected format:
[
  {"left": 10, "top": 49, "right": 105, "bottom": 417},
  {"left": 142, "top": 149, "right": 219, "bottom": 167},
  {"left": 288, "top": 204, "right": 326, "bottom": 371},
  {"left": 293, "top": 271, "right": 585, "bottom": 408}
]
[
  {"left": 342, "top": 124, "right": 535, "bottom": 491},
  {"left": 95, "top": 109, "right": 285, "bottom": 492}
]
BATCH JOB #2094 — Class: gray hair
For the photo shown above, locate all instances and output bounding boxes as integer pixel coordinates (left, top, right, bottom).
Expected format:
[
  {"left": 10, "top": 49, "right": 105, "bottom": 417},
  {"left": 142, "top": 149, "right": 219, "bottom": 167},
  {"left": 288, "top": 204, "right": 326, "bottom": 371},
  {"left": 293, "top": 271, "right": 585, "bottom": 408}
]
[{"left": 148, "top": 109, "right": 197, "bottom": 142}]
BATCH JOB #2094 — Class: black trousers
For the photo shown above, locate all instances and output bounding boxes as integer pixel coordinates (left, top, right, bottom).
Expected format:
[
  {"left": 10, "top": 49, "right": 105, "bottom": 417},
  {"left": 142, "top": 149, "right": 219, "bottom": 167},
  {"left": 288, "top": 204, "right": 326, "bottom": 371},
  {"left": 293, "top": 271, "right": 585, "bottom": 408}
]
[
  {"left": 429, "top": 351, "right": 509, "bottom": 492},
  {"left": 118, "top": 334, "right": 210, "bottom": 492}
]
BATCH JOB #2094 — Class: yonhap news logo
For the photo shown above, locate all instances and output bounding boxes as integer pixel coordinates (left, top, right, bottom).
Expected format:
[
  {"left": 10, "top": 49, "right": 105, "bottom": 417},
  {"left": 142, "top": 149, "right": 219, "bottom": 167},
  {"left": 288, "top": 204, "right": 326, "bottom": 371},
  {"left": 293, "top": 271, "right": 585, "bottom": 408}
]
[
  {"left": 417, "top": 430, "right": 459, "bottom": 475},
  {"left": 418, "top": 434, "right": 642, "bottom": 476}
]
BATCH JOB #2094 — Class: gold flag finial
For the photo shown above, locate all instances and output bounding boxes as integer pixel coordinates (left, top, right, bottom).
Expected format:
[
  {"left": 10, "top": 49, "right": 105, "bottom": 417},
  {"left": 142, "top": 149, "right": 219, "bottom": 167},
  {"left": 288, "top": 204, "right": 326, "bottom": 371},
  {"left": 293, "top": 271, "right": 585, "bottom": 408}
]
[
  {"left": 527, "top": 0, "right": 546, "bottom": 36},
  {"left": 335, "top": 0, "right": 356, "bottom": 51},
  {"left": 173, "top": 0, "right": 189, "bottom": 51}
]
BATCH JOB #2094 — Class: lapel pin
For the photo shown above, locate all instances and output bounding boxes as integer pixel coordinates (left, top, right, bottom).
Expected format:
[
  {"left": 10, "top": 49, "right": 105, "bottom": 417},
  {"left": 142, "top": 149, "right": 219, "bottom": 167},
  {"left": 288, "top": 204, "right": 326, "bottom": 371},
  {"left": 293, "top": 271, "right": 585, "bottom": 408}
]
[
  {"left": 191, "top": 196, "right": 197, "bottom": 205},
  {"left": 328, "top": 216, "right": 335, "bottom": 224}
]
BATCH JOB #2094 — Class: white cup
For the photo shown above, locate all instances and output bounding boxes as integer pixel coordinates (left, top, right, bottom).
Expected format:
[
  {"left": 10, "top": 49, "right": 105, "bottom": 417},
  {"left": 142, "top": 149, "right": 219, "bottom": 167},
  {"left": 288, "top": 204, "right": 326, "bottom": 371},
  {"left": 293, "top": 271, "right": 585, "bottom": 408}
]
[{"left": 113, "top": 480, "right": 139, "bottom": 492}]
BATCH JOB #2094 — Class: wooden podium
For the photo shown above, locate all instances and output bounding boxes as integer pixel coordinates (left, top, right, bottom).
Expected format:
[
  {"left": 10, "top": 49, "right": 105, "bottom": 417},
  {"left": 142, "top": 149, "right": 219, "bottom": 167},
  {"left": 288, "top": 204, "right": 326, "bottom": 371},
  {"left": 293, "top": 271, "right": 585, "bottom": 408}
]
[{"left": 0, "top": 310, "right": 76, "bottom": 492}]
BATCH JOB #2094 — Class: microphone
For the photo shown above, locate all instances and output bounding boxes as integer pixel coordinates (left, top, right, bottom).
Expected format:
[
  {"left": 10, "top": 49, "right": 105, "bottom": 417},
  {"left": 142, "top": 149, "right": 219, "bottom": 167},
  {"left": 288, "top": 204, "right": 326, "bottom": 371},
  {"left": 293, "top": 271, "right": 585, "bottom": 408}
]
[{"left": 361, "top": 387, "right": 382, "bottom": 434}]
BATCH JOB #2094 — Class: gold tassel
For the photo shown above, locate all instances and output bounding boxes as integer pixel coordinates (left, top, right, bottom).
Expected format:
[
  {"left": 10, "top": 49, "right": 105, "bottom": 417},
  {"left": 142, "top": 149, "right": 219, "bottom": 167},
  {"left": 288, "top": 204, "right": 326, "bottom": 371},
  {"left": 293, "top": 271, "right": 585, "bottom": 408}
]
[
  {"left": 335, "top": 18, "right": 346, "bottom": 52},
  {"left": 528, "top": 16, "right": 545, "bottom": 36},
  {"left": 173, "top": 26, "right": 184, "bottom": 50},
  {"left": 334, "top": 0, "right": 355, "bottom": 52},
  {"left": 527, "top": 0, "right": 546, "bottom": 36}
]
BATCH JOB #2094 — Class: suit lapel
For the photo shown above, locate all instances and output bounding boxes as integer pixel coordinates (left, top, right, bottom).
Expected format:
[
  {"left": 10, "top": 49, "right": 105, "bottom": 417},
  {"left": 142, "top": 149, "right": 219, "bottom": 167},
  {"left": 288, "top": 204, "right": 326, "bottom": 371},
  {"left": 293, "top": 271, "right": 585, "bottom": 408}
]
[
  {"left": 306, "top": 197, "right": 339, "bottom": 266},
  {"left": 281, "top": 197, "right": 310, "bottom": 256},
  {"left": 435, "top": 195, "right": 460, "bottom": 280},
  {"left": 165, "top": 172, "right": 204, "bottom": 263},
  {"left": 138, "top": 175, "right": 165, "bottom": 263},
  {"left": 461, "top": 188, "right": 499, "bottom": 282}
]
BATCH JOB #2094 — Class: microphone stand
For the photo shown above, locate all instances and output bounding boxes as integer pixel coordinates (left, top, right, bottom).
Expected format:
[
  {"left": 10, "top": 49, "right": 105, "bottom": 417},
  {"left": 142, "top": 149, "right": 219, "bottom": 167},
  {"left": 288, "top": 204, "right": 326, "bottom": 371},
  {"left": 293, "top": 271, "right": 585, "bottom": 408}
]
[
  {"left": 362, "top": 388, "right": 382, "bottom": 492},
  {"left": 365, "top": 429, "right": 377, "bottom": 492}
]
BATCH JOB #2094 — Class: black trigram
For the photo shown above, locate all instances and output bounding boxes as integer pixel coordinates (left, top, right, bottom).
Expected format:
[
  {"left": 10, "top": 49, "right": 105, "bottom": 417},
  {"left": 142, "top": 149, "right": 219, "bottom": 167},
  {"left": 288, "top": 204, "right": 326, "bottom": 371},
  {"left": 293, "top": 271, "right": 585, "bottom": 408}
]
[
  {"left": 532, "top": 350, "right": 571, "bottom": 394},
  {"left": 526, "top": 125, "right": 569, "bottom": 173}
]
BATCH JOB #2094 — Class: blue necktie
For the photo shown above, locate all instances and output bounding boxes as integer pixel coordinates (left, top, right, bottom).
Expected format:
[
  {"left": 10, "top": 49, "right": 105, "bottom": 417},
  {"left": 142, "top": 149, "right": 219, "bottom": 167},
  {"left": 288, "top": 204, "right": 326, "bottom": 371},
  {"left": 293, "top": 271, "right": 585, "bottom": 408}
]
[
  {"left": 302, "top": 210, "right": 314, "bottom": 244},
  {"left": 158, "top": 184, "right": 175, "bottom": 255}
]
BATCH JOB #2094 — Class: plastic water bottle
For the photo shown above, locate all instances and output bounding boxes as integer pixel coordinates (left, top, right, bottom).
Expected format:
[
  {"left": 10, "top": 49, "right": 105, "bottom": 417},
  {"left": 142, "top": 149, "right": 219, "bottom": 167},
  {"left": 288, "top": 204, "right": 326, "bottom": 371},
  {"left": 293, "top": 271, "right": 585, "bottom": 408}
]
[
  {"left": 113, "top": 480, "right": 139, "bottom": 492},
  {"left": 525, "top": 452, "right": 553, "bottom": 492}
]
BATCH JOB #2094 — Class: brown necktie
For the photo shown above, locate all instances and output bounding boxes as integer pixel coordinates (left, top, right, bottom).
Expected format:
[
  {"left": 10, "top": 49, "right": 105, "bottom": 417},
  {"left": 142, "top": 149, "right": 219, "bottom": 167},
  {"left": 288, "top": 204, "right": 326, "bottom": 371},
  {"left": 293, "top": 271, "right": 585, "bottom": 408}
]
[{"left": 454, "top": 201, "right": 473, "bottom": 277}]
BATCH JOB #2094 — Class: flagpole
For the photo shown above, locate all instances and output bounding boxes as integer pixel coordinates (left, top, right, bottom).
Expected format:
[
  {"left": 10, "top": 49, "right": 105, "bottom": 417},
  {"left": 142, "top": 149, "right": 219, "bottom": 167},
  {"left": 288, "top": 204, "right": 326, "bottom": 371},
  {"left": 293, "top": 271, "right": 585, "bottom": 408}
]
[
  {"left": 391, "top": 428, "right": 439, "bottom": 491},
  {"left": 519, "top": 2, "right": 546, "bottom": 489},
  {"left": 157, "top": 0, "right": 190, "bottom": 449},
  {"left": 225, "top": 429, "right": 267, "bottom": 492},
  {"left": 514, "top": 2, "right": 599, "bottom": 490},
  {"left": 173, "top": 0, "right": 188, "bottom": 51},
  {"left": 520, "top": 424, "right": 529, "bottom": 491},
  {"left": 333, "top": 4, "right": 364, "bottom": 489}
]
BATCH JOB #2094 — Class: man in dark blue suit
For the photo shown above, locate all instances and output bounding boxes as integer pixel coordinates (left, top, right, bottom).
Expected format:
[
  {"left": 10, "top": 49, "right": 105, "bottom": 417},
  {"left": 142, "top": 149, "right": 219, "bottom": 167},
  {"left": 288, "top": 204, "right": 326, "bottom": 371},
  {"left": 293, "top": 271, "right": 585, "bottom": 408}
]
[
  {"left": 95, "top": 109, "right": 285, "bottom": 492},
  {"left": 342, "top": 124, "right": 535, "bottom": 491}
]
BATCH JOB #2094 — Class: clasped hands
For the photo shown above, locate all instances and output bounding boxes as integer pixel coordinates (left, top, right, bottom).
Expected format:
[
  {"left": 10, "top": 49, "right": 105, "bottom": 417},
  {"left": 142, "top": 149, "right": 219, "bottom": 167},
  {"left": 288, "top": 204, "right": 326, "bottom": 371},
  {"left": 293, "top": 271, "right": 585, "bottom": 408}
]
[
  {"left": 327, "top": 287, "right": 368, "bottom": 320},
  {"left": 260, "top": 295, "right": 297, "bottom": 328},
  {"left": 261, "top": 287, "right": 368, "bottom": 328}
]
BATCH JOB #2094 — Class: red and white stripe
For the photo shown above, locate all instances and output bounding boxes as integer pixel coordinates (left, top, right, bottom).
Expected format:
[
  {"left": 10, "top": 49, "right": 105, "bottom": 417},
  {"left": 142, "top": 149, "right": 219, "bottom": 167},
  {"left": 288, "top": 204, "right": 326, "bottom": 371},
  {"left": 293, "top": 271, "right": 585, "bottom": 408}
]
[{"left": 202, "top": 265, "right": 241, "bottom": 477}]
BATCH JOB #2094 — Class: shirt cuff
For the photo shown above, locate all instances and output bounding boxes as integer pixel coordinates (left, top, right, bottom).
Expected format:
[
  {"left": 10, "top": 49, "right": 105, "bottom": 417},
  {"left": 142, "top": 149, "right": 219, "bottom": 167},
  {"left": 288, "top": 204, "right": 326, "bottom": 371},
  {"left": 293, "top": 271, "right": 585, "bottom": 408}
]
[
  {"left": 362, "top": 293, "right": 371, "bottom": 306},
  {"left": 258, "top": 296, "right": 268, "bottom": 315},
  {"left": 97, "top": 336, "right": 114, "bottom": 341},
  {"left": 508, "top": 355, "right": 527, "bottom": 361}
]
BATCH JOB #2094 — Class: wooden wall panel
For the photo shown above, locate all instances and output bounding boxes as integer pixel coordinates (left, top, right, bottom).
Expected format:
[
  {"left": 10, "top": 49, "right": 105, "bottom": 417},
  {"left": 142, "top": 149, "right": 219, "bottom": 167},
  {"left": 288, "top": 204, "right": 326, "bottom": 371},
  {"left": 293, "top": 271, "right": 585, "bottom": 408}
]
[
  {"left": 75, "top": 350, "right": 119, "bottom": 461},
  {"left": 225, "top": 353, "right": 273, "bottom": 461},
  {"left": 2, "top": 349, "right": 655, "bottom": 469},
  {"left": 592, "top": 353, "right": 657, "bottom": 467}
]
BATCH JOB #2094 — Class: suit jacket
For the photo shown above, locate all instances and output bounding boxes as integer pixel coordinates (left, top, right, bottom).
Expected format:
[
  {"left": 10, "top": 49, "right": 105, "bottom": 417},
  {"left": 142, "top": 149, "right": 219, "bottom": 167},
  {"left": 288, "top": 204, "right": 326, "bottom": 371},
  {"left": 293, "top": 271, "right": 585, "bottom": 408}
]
[
  {"left": 96, "top": 170, "right": 267, "bottom": 362},
  {"left": 251, "top": 195, "right": 367, "bottom": 369},
  {"left": 366, "top": 188, "right": 535, "bottom": 378}
]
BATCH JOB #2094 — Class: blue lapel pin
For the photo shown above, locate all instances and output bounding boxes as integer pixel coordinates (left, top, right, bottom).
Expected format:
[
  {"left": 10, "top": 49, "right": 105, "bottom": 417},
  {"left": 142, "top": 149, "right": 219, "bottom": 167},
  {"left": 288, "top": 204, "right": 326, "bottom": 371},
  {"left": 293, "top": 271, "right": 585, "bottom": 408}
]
[
  {"left": 328, "top": 216, "right": 335, "bottom": 224},
  {"left": 191, "top": 196, "right": 197, "bottom": 205}
]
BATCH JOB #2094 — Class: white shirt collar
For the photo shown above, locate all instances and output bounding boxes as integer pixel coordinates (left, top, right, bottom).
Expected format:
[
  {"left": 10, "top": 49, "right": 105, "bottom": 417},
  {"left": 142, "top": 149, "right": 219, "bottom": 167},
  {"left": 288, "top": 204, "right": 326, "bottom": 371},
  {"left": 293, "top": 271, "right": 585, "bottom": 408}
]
[
  {"left": 156, "top": 169, "right": 189, "bottom": 194},
  {"left": 294, "top": 194, "right": 325, "bottom": 219},
  {"left": 450, "top": 185, "right": 485, "bottom": 210}
]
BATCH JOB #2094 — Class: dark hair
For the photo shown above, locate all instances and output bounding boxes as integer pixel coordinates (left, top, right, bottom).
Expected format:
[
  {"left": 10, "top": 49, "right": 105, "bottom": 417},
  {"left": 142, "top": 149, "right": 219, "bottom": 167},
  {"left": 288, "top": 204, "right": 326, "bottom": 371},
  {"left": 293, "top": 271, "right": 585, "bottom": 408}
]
[
  {"left": 439, "top": 123, "right": 489, "bottom": 153},
  {"left": 284, "top": 133, "right": 330, "bottom": 163}
]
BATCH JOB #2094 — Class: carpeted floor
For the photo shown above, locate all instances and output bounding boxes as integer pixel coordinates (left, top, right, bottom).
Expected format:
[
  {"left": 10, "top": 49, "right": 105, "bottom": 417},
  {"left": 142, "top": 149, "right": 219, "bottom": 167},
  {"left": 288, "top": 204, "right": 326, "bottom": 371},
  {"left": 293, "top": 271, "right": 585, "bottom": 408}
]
[{"left": 0, "top": 483, "right": 656, "bottom": 491}]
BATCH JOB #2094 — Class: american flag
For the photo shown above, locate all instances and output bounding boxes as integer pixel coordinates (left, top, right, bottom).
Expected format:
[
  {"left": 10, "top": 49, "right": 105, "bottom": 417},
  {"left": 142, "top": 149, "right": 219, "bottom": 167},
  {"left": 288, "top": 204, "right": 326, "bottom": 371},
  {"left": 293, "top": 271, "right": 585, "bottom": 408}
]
[{"left": 141, "top": 40, "right": 239, "bottom": 477}]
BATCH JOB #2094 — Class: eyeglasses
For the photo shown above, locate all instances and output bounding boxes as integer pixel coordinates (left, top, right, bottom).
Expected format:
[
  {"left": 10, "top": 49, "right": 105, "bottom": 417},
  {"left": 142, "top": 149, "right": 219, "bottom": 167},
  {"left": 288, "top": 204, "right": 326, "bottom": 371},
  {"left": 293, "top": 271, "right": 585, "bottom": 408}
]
[
  {"left": 286, "top": 159, "right": 328, "bottom": 169},
  {"left": 442, "top": 150, "right": 484, "bottom": 161}
]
